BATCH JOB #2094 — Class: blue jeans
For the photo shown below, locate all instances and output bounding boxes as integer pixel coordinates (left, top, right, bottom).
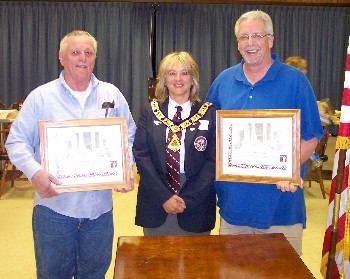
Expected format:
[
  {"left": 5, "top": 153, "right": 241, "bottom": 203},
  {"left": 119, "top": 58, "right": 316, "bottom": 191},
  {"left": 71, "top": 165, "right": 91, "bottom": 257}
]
[{"left": 32, "top": 205, "right": 114, "bottom": 279}]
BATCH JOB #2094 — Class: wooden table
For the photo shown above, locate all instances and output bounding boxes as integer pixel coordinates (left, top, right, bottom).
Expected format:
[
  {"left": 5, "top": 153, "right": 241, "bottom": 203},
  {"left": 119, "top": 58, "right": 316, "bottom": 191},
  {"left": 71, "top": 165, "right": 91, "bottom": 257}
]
[{"left": 113, "top": 233, "right": 315, "bottom": 279}]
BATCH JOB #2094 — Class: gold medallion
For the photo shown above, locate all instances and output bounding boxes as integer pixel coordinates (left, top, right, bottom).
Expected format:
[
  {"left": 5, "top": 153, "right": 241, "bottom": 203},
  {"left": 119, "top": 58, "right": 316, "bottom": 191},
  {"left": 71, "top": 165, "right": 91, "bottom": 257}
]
[
  {"left": 151, "top": 101, "right": 212, "bottom": 135},
  {"left": 168, "top": 134, "right": 181, "bottom": 152}
]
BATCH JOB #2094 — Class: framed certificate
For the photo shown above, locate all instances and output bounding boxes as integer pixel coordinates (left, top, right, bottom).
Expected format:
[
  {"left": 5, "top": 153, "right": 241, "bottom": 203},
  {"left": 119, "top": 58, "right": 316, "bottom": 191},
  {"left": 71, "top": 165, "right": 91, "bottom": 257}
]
[
  {"left": 39, "top": 118, "right": 131, "bottom": 192},
  {"left": 216, "top": 110, "right": 301, "bottom": 185}
]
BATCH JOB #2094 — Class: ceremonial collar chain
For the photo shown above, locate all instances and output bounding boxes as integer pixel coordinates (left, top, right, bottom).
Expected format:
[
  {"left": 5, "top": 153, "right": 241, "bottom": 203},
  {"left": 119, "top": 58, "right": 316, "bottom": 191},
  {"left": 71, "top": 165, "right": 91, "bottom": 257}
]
[{"left": 151, "top": 100, "right": 212, "bottom": 133}]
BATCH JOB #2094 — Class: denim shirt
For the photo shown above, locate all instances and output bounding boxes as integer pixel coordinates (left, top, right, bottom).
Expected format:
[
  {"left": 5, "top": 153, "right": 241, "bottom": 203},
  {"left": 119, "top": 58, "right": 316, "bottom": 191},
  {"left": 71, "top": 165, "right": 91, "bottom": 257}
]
[{"left": 5, "top": 71, "right": 136, "bottom": 219}]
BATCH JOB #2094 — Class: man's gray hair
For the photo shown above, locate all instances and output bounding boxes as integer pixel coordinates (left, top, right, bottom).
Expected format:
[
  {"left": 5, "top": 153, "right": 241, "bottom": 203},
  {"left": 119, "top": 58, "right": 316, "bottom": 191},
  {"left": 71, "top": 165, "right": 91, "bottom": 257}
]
[
  {"left": 234, "top": 10, "right": 274, "bottom": 38},
  {"left": 59, "top": 30, "right": 98, "bottom": 57}
]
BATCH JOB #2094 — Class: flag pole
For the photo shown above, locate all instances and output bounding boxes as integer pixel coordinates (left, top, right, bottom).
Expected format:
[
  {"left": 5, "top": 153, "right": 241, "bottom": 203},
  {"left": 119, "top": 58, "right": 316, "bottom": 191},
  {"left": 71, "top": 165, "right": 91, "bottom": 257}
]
[
  {"left": 326, "top": 149, "right": 346, "bottom": 278},
  {"left": 325, "top": 36, "right": 350, "bottom": 278}
]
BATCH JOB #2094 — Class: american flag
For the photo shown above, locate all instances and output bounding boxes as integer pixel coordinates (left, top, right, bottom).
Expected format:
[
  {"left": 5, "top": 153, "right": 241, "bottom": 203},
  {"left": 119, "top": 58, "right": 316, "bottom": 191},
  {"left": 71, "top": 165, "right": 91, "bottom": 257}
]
[{"left": 321, "top": 36, "right": 350, "bottom": 278}]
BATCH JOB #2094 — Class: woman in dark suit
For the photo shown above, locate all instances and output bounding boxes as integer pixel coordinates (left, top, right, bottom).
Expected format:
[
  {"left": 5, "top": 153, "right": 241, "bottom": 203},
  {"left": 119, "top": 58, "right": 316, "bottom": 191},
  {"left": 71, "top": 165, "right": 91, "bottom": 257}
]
[{"left": 133, "top": 51, "right": 216, "bottom": 236}]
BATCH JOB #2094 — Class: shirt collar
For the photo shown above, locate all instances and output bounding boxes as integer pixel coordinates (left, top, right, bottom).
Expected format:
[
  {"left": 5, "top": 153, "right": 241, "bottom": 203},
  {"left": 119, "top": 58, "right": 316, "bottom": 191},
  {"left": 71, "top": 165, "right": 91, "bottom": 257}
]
[
  {"left": 234, "top": 53, "right": 281, "bottom": 84},
  {"left": 168, "top": 97, "right": 191, "bottom": 111},
  {"left": 59, "top": 71, "right": 99, "bottom": 92}
]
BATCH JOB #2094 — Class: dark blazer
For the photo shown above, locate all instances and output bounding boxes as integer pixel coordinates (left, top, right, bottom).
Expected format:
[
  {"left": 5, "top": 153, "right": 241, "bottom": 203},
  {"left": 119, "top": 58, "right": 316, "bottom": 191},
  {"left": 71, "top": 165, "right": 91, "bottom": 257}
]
[{"left": 133, "top": 99, "right": 216, "bottom": 233}]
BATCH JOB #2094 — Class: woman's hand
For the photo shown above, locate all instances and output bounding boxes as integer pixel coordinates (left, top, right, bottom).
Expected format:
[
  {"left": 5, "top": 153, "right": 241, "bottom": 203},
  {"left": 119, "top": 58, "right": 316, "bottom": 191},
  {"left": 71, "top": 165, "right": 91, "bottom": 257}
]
[{"left": 162, "top": 195, "right": 186, "bottom": 214}]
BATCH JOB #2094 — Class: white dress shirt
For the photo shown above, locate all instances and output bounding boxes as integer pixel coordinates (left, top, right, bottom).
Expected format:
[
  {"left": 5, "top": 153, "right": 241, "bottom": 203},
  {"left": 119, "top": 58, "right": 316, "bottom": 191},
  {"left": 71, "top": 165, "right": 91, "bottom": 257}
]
[{"left": 167, "top": 98, "right": 191, "bottom": 173}]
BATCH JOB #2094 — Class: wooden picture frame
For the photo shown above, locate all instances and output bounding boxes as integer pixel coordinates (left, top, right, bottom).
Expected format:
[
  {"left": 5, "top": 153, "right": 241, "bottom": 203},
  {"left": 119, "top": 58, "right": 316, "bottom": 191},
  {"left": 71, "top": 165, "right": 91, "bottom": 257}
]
[
  {"left": 216, "top": 110, "right": 301, "bottom": 185},
  {"left": 39, "top": 117, "right": 130, "bottom": 192}
]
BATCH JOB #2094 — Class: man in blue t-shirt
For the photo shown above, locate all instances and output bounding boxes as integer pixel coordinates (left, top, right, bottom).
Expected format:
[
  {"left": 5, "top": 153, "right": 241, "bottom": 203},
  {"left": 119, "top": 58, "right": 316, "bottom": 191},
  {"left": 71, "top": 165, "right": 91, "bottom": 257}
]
[{"left": 206, "top": 10, "right": 323, "bottom": 255}]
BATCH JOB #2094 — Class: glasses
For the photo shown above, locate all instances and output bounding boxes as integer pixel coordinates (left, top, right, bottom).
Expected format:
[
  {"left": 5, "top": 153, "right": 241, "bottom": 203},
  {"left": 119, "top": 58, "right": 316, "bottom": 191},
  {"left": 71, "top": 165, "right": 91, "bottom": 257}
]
[{"left": 238, "top": 33, "right": 270, "bottom": 43}]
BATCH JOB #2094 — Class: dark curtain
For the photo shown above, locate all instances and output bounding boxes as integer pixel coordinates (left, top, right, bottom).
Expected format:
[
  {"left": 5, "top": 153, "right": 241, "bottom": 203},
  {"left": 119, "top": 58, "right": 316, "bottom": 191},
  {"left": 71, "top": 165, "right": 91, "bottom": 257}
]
[
  {"left": 155, "top": 4, "right": 350, "bottom": 109},
  {"left": 0, "top": 1, "right": 153, "bottom": 120},
  {"left": 0, "top": 2, "right": 349, "bottom": 120}
]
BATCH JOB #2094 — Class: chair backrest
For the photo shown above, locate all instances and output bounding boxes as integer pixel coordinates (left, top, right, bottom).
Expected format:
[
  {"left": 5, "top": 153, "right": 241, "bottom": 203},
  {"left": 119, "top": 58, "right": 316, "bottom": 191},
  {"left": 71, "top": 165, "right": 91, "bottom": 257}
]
[
  {"left": 148, "top": 77, "right": 157, "bottom": 102},
  {"left": 8, "top": 102, "right": 22, "bottom": 110},
  {"left": 315, "top": 130, "right": 330, "bottom": 159},
  {"left": 0, "top": 101, "right": 6, "bottom": 110},
  {"left": 0, "top": 126, "right": 10, "bottom": 156}
]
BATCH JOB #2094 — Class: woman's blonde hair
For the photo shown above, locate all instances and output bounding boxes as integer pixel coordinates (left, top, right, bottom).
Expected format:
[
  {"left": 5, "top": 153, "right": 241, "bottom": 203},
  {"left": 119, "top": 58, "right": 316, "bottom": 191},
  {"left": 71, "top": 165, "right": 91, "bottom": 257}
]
[{"left": 154, "top": 51, "right": 200, "bottom": 104}]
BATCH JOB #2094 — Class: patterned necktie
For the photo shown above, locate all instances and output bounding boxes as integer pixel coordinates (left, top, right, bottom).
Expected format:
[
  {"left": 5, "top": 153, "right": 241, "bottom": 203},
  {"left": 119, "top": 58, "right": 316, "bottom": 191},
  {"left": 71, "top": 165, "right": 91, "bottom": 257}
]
[{"left": 166, "top": 105, "right": 182, "bottom": 193}]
